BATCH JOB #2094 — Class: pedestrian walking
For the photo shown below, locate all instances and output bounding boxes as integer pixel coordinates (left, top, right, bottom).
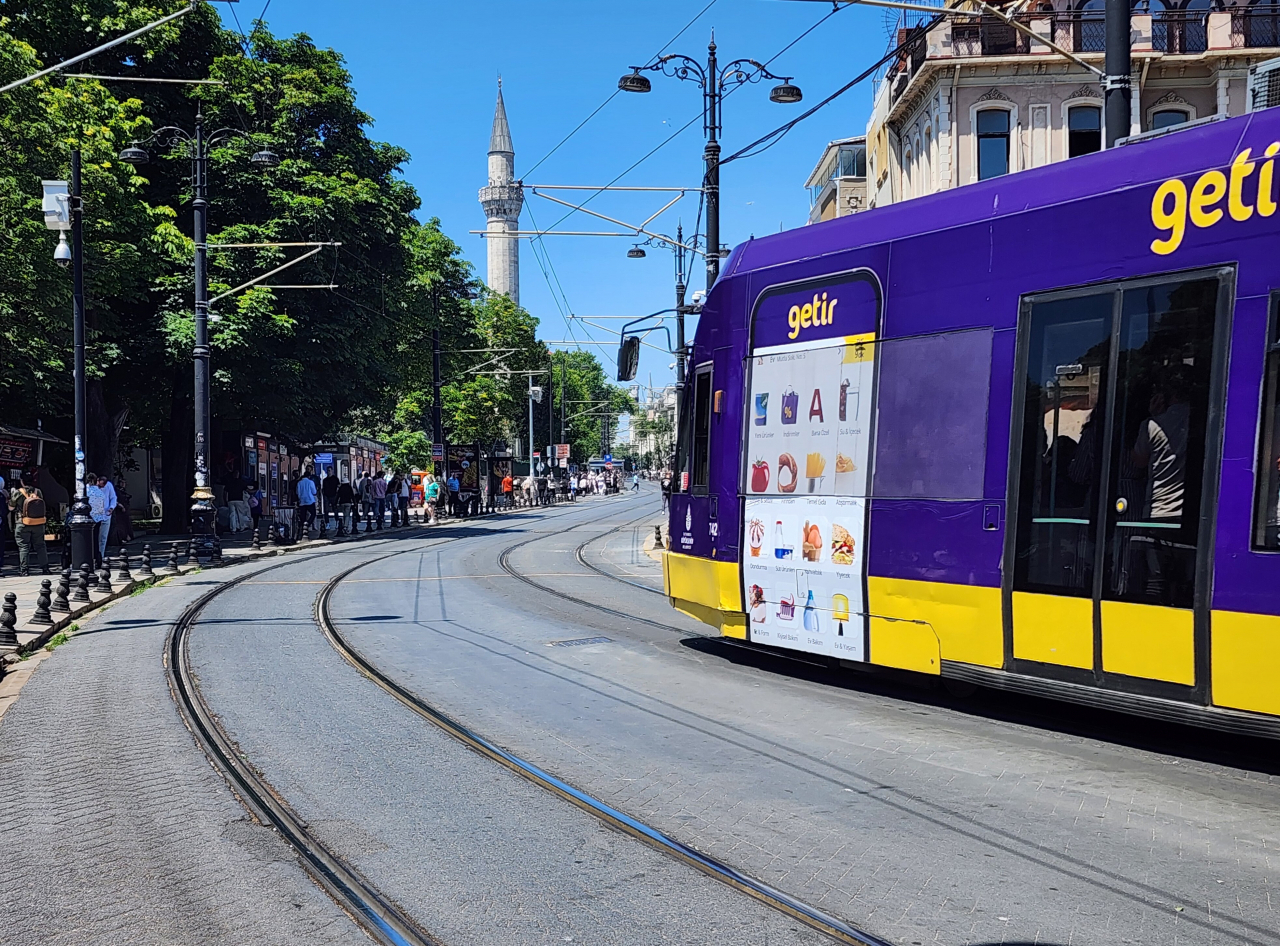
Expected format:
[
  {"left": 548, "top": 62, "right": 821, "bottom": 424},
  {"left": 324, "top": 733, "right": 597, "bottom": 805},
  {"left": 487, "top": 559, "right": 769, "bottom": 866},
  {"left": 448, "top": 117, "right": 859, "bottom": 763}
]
[
  {"left": 295, "top": 469, "right": 318, "bottom": 538},
  {"left": 13, "top": 475, "right": 51, "bottom": 576},
  {"left": 336, "top": 477, "right": 355, "bottom": 535},
  {"left": 661, "top": 474, "right": 672, "bottom": 512},
  {"left": 371, "top": 470, "right": 388, "bottom": 530},
  {"left": 632, "top": 472, "right": 640, "bottom": 492},
  {"left": 322, "top": 468, "right": 339, "bottom": 531},
  {"left": 85, "top": 473, "right": 110, "bottom": 569},
  {"left": 424, "top": 474, "right": 440, "bottom": 525},
  {"left": 247, "top": 481, "right": 265, "bottom": 537},
  {"left": 501, "top": 471, "right": 513, "bottom": 509}
]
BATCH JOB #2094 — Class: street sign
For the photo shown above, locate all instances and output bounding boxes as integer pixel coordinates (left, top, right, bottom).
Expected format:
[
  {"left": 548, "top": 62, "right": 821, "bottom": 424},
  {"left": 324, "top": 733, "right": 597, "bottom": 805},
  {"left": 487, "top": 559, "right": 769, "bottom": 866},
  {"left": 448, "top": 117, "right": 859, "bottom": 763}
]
[
  {"left": 603, "top": 453, "right": 612, "bottom": 463},
  {"left": 560, "top": 458, "right": 568, "bottom": 468},
  {"left": 313, "top": 452, "right": 333, "bottom": 463},
  {"left": 554, "top": 443, "right": 570, "bottom": 459},
  {"left": 533, "top": 451, "right": 541, "bottom": 459},
  {"left": 431, "top": 443, "right": 444, "bottom": 461},
  {"left": 605, "top": 461, "right": 613, "bottom": 471}
]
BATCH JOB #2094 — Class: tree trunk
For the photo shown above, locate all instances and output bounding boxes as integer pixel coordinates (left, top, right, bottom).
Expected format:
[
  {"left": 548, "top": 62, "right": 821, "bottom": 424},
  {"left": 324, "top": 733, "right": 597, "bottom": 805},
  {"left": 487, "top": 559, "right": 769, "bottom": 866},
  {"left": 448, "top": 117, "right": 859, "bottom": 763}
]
[{"left": 160, "top": 367, "right": 192, "bottom": 534}]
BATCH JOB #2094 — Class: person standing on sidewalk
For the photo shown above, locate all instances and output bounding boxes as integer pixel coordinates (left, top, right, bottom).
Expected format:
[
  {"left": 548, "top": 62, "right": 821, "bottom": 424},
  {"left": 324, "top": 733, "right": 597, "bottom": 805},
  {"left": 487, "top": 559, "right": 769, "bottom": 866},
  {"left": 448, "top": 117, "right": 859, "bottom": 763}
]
[
  {"left": 295, "top": 470, "right": 318, "bottom": 538},
  {"left": 336, "top": 476, "right": 355, "bottom": 535},
  {"left": 386, "top": 471, "right": 403, "bottom": 526},
  {"left": 371, "top": 470, "right": 387, "bottom": 530},
  {"left": 322, "top": 468, "right": 339, "bottom": 531},
  {"left": 423, "top": 474, "right": 440, "bottom": 525},
  {"left": 360, "top": 470, "right": 376, "bottom": 531},
  {"left": 14, "top": 475, "right": 51, "bottom": 576},
  {"left": 85, "top": 473, "right": 110, "bottom": 569},
  {"left": 397, "top": 472, "right": 410, "bottom": 523}
]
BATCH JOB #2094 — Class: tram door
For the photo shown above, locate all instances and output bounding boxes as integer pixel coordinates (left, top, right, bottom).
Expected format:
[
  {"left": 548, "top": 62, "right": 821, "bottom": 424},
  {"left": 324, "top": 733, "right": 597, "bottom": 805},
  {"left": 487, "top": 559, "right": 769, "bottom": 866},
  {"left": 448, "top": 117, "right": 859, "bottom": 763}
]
[{"left": 1008, "top": 270, "right": 1229, "bottom": 695}]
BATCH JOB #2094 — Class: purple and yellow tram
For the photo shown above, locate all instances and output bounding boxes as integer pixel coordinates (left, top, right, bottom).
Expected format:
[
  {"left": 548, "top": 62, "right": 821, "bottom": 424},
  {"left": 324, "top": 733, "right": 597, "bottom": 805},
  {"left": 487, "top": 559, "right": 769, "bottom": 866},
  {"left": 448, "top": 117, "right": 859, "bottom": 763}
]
[{"left": 663, "top": 105, "right": 1280, "bottom": 737}]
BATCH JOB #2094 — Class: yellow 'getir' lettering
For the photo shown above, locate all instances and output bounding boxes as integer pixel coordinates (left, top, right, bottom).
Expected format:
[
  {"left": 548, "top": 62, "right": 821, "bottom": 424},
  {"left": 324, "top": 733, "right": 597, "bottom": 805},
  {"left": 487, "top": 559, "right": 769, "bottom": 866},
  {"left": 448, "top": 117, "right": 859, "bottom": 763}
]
[
  {"left": 1150, "top": 178, "right": 1188, "bottom": 256},
  {"left": 1190, "top": 170, "right": 1227, "bottom": 228},
  {"left": 1230, "top": 149, "right": 1256, "bottom": 222}
]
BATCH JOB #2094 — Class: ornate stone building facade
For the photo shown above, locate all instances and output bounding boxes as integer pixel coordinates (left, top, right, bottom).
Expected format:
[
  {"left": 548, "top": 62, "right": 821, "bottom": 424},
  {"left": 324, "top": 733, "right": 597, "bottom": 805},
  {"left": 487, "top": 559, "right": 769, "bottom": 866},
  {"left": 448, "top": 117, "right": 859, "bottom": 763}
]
[
  {"left": 864, "top": 1, "right": 1280, "bottom": 208},
  {"left": 478, "top": 82, "right": 523, "bottom": 305}
]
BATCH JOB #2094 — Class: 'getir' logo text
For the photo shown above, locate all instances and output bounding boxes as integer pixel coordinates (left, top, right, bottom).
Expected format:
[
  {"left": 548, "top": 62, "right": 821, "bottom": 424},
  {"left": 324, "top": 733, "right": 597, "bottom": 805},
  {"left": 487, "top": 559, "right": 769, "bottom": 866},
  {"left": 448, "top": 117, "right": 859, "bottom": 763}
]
[{"left": 787, "top": 292, "right": 838, "bottom": 339}]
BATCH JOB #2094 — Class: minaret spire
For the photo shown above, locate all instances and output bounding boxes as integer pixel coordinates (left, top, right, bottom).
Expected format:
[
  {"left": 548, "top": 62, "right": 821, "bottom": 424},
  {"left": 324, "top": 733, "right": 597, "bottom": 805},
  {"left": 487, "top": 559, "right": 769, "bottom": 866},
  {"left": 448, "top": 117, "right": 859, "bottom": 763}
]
[{"left": 479, "top": 79, "right": 523, "bottom": 305}]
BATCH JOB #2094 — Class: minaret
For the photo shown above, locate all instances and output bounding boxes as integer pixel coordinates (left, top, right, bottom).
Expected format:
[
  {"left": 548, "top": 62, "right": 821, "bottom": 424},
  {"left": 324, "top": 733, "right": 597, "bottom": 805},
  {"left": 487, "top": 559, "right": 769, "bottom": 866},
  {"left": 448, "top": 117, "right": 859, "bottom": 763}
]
[{"left": 478, "top": 80, "right": 523, "bottom": 306}]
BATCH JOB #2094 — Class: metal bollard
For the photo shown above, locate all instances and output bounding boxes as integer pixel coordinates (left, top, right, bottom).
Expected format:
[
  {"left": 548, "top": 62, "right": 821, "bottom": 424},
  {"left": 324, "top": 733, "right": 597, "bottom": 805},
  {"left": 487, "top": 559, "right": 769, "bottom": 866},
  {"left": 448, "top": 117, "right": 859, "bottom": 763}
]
[
  {"left": 116, "top": 552, "right": 132, "bottom": 584},
  {"left": 30, "top": 580, "right": 54, "bottom": 626},
  {"left": 0, "top": 593, "right": 18, "bottom": 648},
  {"left": 210, "top": 536, "right": 223, "bottom": 565},
  {"left": 96, "top": 562, "right": 113, "bottom": 595},
  {"left": 162, "top": 545, "right": 180, "bottom": 576},
  {"left": 51, "top": 568, "right": 71, "bottom": 613},
  {"left": 73, "top": 565, "right": 91, "bottom": 603},
  {"left": 138, "top": 545, "right": 154, "bottom": 578}
]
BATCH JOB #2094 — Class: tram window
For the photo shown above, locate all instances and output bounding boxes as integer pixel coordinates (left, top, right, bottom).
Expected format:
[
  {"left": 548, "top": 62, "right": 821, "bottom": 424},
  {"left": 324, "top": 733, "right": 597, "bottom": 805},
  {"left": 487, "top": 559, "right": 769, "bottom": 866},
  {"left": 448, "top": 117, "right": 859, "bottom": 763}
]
[
  {"left": 1104, "top": 277, "right": 1218, "bottom": 608},
  {"left": 1012, "top": 291, "right": 1114, "bottom": 597},
  {"left": 977, "top": 108, "right": 1010, "bottom": 180},
  {"left": 690, "top": 367, "right": 713, "bottom": 492},
  {"left": 873, "top": 328, "right": 992, "bottom": 500},
  {"left": 1253, "top": 294, "right": 1280, "bottom": 550},
  {"left": 1067, "top": 105, "right": 1102, "bottom": 158}
]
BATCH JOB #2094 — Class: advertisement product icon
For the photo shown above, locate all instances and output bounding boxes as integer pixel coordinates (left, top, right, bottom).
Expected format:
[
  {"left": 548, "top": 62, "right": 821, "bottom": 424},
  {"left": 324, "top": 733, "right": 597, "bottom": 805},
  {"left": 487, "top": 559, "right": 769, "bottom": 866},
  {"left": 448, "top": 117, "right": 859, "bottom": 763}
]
[
  {"left": 777, "top": 594, "right": 796, "bottom": 621},
  {"left": 781, "top": 386, "right": 799, "bottom": 425},
  {"left": 754, "top": 393, "right": 769, "bottom": 426},
  {"left": 773, "top": 520, "right": 794, "bottom": 560},
  {"left": 832, "top": 593, "right": 849, "bottom": 636},
  {"left": 802, "top": 590, "right": 820, "bottom": 633}
]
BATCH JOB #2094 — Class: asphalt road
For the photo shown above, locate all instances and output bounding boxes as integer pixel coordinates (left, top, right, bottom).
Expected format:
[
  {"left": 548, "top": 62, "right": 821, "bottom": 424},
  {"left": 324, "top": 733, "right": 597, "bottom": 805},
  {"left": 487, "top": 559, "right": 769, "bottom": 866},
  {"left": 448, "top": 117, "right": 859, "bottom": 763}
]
[{"left": 2, "top": 487, "right": 1278, "bottom": 945}]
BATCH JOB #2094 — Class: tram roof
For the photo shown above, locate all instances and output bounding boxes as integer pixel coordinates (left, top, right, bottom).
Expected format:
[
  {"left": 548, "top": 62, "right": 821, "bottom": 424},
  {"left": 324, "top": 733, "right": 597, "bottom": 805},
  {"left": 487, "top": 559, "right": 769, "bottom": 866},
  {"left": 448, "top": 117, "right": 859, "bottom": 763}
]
[{"left": 720, "top": 107, "right": 1280, "bottom": 281}]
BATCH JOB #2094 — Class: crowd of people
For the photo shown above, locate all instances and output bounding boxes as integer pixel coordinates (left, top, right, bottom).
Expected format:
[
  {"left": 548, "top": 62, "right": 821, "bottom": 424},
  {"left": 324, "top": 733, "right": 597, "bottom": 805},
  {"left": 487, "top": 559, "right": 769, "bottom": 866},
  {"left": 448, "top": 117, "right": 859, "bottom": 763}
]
[{"left": 0, "top": 471, "right": 133, "bottom": 578}]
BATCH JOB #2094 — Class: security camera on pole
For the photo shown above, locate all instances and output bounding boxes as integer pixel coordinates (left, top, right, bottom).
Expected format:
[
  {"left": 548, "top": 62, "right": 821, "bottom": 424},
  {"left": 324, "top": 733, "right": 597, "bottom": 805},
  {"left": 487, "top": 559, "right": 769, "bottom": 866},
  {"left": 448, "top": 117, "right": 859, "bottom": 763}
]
[{"left": 41, "top": 155, "right": 95, "bottom": 571}]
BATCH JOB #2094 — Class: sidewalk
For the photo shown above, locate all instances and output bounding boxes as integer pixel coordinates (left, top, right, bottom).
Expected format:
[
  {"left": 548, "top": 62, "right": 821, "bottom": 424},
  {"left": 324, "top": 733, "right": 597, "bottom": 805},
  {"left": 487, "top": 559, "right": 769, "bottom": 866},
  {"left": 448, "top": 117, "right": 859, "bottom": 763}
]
[{"left": 0, "top": 514, "right": 429, "bottom": 686}]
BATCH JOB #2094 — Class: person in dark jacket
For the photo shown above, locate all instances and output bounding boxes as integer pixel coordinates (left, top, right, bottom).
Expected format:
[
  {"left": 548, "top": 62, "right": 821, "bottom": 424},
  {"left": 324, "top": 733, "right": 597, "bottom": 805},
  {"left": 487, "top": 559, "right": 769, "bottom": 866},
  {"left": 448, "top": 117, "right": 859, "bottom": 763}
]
[
  {"left": 322, "top": 469, "right": 340, "bottom": 531},
  {"left": 335, "top": 478, "right": 356, "bottom": 536}
]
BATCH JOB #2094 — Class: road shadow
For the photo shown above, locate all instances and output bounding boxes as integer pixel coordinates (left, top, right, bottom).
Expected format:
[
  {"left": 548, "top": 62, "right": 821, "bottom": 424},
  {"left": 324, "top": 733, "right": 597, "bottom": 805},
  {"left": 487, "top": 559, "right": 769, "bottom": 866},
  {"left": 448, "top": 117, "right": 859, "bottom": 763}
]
[{"left": 679, "top": 636, "right": 1280, "bottom": 775}]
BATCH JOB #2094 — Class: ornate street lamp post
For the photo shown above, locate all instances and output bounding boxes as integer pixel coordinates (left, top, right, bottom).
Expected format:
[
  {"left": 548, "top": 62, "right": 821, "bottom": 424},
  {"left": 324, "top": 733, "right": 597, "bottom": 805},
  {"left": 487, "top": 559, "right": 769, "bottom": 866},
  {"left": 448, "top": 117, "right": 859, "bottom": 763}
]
[
  {"left": 120, "top": 110, "right": 277, "bottom": 550},
  {"left": 619, "top": 36, "right": 801, "bottom": 288}
]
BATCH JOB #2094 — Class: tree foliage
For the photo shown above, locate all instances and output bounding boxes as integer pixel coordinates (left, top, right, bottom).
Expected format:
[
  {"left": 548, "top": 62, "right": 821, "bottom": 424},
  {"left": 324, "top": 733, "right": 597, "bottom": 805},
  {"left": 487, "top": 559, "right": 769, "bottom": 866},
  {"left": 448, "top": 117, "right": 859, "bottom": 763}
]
[{"left": 0, "top": 3, "right": 632, "bottom": 524}]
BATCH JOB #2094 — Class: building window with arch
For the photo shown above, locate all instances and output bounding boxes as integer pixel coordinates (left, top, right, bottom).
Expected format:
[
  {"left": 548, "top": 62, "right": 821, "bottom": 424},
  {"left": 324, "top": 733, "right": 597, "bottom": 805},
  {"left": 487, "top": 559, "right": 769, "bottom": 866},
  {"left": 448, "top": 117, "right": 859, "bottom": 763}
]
[
  {"left": 977, "top": 108, "right": 1011, "bottom": 180},
  {"left": 903, "top": 144, "right": 914, "bottom": 199},
  {"left": 1067, "top": 104, "right": 1102, "bottom": 157},
  {"left": 1151, "top": 108, "right": 1191, "bottom": 130}
]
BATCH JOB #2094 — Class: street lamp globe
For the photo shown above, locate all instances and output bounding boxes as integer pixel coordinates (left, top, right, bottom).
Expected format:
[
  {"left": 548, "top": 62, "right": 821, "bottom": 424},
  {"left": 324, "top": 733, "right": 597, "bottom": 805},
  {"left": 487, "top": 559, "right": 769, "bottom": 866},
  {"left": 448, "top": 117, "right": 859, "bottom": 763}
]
[
  {"left": 250, "top": 148, "right": 281, "bottom": 168},
  {"left": 54, "top": 230, "right": 72, "bottom": 268},
  {"left": 769, "top": 80, "right": 803, "bottom": 104},
  {"left": 627, "top": 245, "right": 647, "bottom": 259},
  {"left": 117, "top": 143, "right": 150, "bottom": 165},
  {"left": 618, "top": 69, "right": 652, "bottom": 93}
]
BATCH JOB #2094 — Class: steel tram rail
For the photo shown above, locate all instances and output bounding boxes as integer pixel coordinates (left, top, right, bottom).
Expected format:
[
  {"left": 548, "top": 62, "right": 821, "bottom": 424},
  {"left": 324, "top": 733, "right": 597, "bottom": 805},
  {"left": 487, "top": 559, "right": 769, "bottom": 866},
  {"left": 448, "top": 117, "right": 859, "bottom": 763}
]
[
  {"left": 165, "top": 538, "right": 456, "bottom": 946},
  {"left": 316, "top": 548, "right": 894, "bottom": 946}
]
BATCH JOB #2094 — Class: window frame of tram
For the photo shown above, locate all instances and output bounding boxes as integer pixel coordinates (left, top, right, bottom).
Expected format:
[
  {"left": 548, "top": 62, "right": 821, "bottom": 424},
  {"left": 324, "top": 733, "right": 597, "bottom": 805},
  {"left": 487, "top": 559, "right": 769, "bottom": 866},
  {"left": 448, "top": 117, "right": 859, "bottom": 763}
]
[
  {"left": 1008, "top": 268, "right": 1231, "bottom": 690},
  {"left": 689, "top": 364, "right": 714, "bottom": 496},
  {"left": 1252, "top": 292, "right": 1280, "bottom": 550}
]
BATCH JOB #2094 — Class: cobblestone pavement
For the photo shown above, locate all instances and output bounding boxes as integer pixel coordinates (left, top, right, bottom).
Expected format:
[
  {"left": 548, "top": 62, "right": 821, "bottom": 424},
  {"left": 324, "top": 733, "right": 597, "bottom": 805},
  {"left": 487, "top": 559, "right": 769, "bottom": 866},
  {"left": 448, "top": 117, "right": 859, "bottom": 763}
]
[
  {"left": 0, "top": 555, "right": 371, "bottom": 946},
  {"left": 327, "top": 489, "right": 1280, "bottom": 946}
]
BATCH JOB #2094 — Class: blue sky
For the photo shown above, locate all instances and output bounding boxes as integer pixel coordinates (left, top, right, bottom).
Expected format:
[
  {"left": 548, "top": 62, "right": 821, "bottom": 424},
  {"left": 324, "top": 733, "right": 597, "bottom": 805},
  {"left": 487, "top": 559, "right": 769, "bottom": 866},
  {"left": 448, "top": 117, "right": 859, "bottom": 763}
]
[{"left": 222, "top": 0, "right": 894, "bottom": 388}]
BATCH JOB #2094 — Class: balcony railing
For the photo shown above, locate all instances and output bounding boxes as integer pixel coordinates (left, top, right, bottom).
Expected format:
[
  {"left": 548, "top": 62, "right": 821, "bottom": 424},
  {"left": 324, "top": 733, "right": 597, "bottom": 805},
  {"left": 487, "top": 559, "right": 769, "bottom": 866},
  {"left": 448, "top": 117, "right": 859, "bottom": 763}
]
[{"left": 1233, "top": 5, "right": 1280, "bottom": 47}]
